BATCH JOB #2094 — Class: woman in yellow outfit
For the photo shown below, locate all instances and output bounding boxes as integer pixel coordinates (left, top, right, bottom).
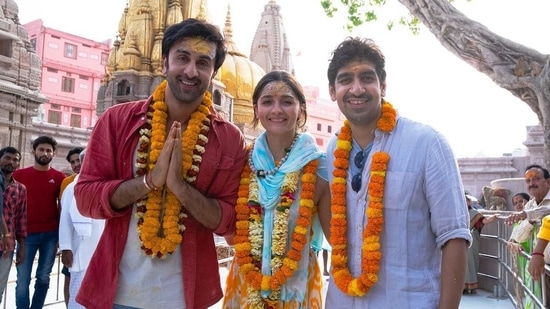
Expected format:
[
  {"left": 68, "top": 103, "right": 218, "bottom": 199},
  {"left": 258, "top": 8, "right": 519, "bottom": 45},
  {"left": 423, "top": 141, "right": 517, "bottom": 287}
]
[{"left": 528, "top": 215, "right": 550, "bottom": 304}]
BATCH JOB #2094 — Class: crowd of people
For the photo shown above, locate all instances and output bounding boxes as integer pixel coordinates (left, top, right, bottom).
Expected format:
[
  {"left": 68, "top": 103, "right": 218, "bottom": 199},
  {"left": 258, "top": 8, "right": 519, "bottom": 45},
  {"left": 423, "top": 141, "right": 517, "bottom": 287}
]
[{"left": 0, "top": 17, "right": 547, "bottom": 309}]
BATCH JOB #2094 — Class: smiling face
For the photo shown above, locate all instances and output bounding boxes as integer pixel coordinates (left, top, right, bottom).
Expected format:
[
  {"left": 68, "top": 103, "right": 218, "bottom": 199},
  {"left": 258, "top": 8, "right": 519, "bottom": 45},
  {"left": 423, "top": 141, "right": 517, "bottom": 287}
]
[
  {"left": 163, "top": 37, "right": 217, "bottom": 105},
  {"left": 524, "top": 167, "right": 550, "bottom": 201},
  {"left": 329, "top": 60, "right": 386, "bottom": 127},
  {"left": 254, "top": 81, "right": 302, "bottom": 136},
  {"left": 68, "top": 153, "right": 81, "bottom": 174}
]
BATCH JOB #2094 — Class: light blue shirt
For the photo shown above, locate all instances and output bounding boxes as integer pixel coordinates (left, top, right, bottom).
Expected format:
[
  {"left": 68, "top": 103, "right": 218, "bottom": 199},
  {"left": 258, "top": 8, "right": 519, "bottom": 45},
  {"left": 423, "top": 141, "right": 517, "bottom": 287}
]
[{"left": 325, "top": 116, "right": 472, "bottom": 308}]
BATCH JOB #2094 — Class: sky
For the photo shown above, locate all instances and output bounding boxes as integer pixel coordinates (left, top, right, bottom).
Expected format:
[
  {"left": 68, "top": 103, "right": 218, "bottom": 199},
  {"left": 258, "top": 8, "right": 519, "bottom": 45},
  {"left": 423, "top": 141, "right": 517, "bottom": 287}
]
[{"left": 15, "top": 0, "right": 550, "bottom": 158}]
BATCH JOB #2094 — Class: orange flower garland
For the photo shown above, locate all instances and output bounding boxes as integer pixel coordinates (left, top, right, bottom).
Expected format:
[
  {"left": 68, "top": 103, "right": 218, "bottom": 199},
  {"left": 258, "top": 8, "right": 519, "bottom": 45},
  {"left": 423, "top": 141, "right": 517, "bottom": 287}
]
[
  {"left": 135, "top": 80, "right": 212, "bottom": 258},
  {"left": 234, "top": 151, "right": 319, "bottom": 308},
  {"left": 330, "top": 100, "right": 396, "bottom": 296}
]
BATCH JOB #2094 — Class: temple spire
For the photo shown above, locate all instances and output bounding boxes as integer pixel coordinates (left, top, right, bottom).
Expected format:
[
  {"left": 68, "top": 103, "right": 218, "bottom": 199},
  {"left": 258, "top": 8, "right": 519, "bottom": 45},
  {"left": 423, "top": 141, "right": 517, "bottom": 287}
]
[{"left": 249, "top": 0, "right": 295, "bottom": 74}]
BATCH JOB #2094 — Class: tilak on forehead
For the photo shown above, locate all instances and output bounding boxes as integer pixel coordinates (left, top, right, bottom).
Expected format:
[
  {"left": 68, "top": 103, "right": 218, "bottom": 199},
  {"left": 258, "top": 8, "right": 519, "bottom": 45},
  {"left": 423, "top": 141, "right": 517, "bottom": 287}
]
[
  {"left": 525, "top": 170, "right": 539, "bottom": 179},
  {"left": 262, "top": 82, "right": 294, "bottom": 97},
  {"left": 186, "top": 37, "right": 213, "bottom": 55}
]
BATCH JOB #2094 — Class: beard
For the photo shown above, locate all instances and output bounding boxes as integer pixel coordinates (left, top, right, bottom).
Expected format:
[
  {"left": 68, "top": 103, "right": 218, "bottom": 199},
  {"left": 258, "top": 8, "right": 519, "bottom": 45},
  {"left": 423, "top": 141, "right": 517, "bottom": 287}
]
[
  {"left": 0, "top": 165, "right": 14, "bottom": 174},
  {"left": 35, "top": 155, "right": 52, "bottom": 166},
  {"left": 167, "top": 77, "right": 206, "bottom": 104}
]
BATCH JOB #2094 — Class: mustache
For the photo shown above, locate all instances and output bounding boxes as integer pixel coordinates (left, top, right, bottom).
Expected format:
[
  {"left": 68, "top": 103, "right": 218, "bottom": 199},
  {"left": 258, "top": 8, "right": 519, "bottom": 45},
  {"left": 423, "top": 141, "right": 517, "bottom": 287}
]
[{"left": 343, "top": 93, "right": 372, "bottom": 101}]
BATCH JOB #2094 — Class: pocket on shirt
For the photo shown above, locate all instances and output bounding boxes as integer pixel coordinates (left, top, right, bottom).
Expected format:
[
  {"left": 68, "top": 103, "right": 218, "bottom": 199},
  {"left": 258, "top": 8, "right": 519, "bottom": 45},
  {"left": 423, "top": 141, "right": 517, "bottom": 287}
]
[
  {"left": 383, "top": 171, "right": 417, "bottom": 210},
  {"left": 197, "top": 153, "right": 238, "bottom": 193}
]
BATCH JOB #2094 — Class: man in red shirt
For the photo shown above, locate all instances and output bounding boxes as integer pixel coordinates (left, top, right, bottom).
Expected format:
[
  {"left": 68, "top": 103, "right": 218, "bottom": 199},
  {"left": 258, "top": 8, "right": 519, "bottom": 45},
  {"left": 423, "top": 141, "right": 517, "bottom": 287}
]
[
  {"left": 74, "top": 19, "right": 247, "bottom": 309},
  {"left": 14, "top": 136, "right": 65, "bottom": 309}
]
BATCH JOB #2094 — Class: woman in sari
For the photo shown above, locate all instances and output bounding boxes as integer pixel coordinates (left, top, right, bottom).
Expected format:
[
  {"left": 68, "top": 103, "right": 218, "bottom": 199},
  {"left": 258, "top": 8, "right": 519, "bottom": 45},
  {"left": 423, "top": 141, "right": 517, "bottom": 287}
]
[
  {"left": 223, "top": 70, "right": 331, "bottom": 309},
  {"left": 465, "top": 194, "right": 497, "bottom": 294}
]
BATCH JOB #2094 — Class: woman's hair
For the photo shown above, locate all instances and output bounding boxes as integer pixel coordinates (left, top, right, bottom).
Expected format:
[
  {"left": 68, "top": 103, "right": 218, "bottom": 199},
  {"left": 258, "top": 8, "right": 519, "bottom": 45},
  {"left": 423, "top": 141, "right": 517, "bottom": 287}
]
[
  {"left": 251, "top": 70, "right": 308, "bottom": 130},
  {"left": 513, "top": 192, "right": 530, "bottom": 201}
]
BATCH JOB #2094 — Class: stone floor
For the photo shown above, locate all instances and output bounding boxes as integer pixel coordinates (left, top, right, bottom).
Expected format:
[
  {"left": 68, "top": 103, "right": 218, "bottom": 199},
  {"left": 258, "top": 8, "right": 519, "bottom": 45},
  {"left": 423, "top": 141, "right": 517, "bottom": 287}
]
[{"left": 1, "top": 255, "right": 516, "bottom": 309}]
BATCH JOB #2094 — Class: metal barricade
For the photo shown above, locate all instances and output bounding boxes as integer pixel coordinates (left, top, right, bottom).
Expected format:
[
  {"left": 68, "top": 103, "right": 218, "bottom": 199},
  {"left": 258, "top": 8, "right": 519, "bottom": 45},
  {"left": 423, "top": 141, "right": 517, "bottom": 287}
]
[{"left": 477, "top": 211, "right": 548, "bottom": 309}]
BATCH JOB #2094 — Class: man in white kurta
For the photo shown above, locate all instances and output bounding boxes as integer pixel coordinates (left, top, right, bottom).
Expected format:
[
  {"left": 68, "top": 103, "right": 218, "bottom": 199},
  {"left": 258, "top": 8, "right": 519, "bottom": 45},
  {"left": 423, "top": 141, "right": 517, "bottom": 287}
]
[{"left": 59, "top": 172, "right": 105, "bottom": 308}]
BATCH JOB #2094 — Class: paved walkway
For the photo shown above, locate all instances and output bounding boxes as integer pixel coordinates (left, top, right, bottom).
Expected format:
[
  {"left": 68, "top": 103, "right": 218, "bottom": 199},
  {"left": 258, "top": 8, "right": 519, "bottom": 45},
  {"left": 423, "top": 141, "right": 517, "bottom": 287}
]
[
  {"left": 2, "top": 255, "right": 65, "bottom": 309},
  {"left": 2, "top": 255, "right": 515, "bottom": 309}
]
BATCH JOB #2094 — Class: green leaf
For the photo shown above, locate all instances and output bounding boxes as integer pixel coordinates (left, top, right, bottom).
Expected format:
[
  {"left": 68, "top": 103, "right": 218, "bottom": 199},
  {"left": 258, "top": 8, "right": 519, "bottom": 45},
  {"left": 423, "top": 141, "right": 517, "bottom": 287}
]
[{"left": 321, "top": 0, "right": 338, "bottom": 18}]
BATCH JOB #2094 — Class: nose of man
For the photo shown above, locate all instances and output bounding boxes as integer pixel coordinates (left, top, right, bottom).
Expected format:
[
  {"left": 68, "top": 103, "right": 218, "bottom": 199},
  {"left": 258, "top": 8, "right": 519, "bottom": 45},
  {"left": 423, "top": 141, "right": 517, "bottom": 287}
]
[{"left": 183, "top": 62, "right": 199, "bottom": 79}]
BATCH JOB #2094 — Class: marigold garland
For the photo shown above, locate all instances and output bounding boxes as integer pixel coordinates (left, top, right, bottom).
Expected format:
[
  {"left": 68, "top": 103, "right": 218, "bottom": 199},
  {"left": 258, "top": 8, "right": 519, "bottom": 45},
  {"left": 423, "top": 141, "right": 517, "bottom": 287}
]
[
  {"left": 234, "top": 148, "right": 319, "bottom": 308},
  {"left": 330, "top": 100, "right": 396, "bottom": 296},
  {"left": 135, "top": 80, "right": 212, "bottom": 258}
]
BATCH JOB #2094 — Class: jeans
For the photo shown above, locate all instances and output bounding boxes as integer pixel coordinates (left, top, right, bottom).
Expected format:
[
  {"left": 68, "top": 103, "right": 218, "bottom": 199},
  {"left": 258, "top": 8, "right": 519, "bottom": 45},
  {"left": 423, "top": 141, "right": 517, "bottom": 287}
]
[{"left": 16, "top": 231, "right": 58, "bottom": 309}]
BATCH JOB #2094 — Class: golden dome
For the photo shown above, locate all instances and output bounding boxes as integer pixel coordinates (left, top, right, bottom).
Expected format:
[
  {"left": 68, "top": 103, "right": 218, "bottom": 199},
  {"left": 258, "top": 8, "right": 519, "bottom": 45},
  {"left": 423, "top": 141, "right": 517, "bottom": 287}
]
[{"left": 215, "top": 5, "right": 265, "bottom": 125}]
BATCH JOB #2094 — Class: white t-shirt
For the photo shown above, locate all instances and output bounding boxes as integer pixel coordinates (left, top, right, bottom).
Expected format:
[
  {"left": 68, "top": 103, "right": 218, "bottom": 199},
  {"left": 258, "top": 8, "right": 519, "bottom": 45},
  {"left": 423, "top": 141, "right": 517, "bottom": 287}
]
[{"left": 114, "top": 207, "right": 185, "bottom": 309}]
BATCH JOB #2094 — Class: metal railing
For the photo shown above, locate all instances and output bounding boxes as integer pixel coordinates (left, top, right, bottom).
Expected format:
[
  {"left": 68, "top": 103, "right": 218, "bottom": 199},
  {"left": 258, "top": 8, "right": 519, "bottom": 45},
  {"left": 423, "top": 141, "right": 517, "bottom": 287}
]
[
  {"left": 477, "top": 210, "right": 548, "bottom": 309},
  {"left": 3, "top": 220, "right": 546, "bottom": 308}
]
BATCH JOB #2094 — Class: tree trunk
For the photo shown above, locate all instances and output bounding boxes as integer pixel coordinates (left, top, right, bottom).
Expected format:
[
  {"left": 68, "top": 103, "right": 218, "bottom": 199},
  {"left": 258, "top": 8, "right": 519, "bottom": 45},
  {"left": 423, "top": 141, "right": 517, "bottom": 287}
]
[{"left": 397, "top": 0, "right": 550, "bottom": 166}]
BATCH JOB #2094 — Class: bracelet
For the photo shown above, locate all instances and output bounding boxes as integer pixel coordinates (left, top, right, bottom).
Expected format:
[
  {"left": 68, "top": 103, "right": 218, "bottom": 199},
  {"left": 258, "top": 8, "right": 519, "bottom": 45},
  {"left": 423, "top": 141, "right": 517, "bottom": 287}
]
[
  {"left": 142, "top": 174, "right": 154, "bottom": 191},
  {"left": 146, "top": 172, "right": 159, "bottom": 191},
  {"left": 532, "top": 252, "right": 545, "bottom": 257},
  {"left": 2, "top": 233, "right": 11, "bottom": 238}
]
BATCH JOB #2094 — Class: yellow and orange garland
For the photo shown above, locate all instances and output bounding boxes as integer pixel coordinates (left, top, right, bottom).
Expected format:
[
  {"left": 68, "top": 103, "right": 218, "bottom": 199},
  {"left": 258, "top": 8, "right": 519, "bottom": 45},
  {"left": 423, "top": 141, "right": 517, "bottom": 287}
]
[
  {"left": 330, "top": 100, "right": 396, "bottom": 296},
  {"left": 135, "top": 80, "right": 212, "bottom": 258},
  {"left": 234, "top": 149, "right": 319, "bottom": 308}
]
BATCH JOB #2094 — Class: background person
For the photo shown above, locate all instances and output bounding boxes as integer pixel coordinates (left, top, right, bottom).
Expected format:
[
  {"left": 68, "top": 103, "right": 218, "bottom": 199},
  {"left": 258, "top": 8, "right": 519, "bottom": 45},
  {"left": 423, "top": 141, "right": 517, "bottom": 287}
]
[
  {"left": 74, "top": 19, "right": 247, "bottom": 309},
  {"left": 527, "top": 214, "right": 550, "bottom": 306},
  {"left": 59, "top": 149, "right": 105, "bottom": 309},
  {"left": 464, "top": 194, "right": 497, "bottom": 294},
  {"left": 60, "top": 147, "right": 84, "bottom": 196},
  {"left": 0, "top": 147, "right": 27, "bottom": 304},
  {"left": 512, "top": 192, "right": 530, "bottom": 212},
  {"left": 507, "top": 192, "right": 541, "bottom": 308},
  {"left": 0, "top": 161, "right": 13, "bottom": 256},
  {"left": 0, "top": 173, "right": 12, "bottom": 258},
  {"left": 506, "top": 165, "right": 550, "bottom": 225},
  {"left": 14, "top": 136, "right": 65, "bottom": 309},
  {"left": 59, "top": 146, "right": 84, "bottom": 308},
  {"left": 516, "top": 164, "right": 550, "bottom": 299}
]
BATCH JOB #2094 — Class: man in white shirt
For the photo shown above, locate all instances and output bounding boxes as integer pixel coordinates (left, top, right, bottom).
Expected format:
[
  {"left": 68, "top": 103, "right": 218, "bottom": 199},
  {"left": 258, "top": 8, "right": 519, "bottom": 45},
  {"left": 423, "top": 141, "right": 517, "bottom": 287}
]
[
  {"left": 59, "top": 149, "right": 105, "bottom": 308},
  {"left": 506, "top": 164, "right": 550, "bottom": 225},
  {"left": 324, "top": 37, "right": 471, "bottom": 308}
]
